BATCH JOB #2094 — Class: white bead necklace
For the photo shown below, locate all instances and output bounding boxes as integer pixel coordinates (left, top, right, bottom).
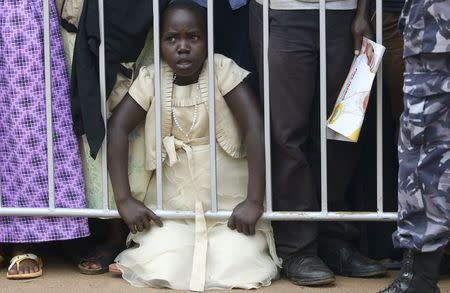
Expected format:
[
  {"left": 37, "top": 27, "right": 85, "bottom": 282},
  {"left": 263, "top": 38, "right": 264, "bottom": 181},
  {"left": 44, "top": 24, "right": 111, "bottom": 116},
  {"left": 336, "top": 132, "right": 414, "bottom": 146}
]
[{"left": 172, "top": 73, "right": 200, "bottom": 139}]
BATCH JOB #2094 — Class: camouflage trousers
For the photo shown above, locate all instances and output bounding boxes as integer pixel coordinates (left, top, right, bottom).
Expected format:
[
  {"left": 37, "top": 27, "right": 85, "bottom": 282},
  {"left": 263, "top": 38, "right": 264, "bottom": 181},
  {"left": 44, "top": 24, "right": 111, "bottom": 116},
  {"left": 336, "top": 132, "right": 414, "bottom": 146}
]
[{"left": 393, "top": 91, "right": 450, "bottom": 252}]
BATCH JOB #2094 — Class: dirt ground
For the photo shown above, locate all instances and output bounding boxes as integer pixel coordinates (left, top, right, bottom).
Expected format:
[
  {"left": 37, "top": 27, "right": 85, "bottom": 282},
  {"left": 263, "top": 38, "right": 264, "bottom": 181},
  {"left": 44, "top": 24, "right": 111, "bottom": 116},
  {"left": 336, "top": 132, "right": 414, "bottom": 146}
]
[{"left": 1, "top": 258, "right": 450, "bottom": 293}]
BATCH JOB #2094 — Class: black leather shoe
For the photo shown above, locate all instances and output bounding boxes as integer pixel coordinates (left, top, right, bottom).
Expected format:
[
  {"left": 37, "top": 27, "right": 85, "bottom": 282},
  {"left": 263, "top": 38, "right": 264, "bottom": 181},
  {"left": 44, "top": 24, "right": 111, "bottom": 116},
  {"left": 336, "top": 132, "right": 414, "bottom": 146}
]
[
  {"left": 282, "top": 254, "right": 335, "bottom": 286},
  {"left": 379, "top": 249, "right": 442, "bottom": 293},
  {"left": 320, "top": 242, "right": 387, "bottom": 277}
]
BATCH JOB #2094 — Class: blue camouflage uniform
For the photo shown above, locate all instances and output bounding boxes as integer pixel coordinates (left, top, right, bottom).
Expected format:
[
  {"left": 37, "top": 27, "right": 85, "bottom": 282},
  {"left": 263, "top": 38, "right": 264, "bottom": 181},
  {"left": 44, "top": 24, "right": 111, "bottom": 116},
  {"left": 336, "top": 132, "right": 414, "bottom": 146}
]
[{"left": 393, "top": 0, "right": 450, "bottom": 252}]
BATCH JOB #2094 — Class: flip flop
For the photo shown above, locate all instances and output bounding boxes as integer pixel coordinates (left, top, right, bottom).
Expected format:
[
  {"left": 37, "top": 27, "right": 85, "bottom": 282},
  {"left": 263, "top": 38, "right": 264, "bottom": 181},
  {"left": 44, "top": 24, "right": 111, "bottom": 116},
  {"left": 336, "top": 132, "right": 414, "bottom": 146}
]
[
  {"left": 78, "top": 243, "right": 123, "bottom": 275},
  {"left": 6, "top": 254, "right": 43, "bottom": 280}
]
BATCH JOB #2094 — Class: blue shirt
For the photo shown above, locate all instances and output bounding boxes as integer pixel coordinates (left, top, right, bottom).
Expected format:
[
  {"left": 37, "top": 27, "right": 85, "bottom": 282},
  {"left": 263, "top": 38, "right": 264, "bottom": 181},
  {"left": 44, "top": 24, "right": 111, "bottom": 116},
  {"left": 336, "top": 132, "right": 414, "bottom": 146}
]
[{"left": 192, "top": 0, "right": 247, "bottom": 10}]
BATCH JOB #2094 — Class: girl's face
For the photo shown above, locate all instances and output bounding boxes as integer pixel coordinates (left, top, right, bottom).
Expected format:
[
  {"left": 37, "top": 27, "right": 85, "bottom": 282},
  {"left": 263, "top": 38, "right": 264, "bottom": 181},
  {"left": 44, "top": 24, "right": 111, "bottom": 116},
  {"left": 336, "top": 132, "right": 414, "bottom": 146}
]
[{"left": 161, "top": 8, "right": 207, "bottom": 84}]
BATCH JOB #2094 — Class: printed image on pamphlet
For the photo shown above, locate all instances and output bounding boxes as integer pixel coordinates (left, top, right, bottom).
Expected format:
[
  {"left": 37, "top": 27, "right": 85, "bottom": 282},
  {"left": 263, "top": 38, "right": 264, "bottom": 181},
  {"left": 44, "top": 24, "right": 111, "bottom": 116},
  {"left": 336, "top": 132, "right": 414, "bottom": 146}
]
[{"left": 327, "top": 37, "right": 385, "bottom": 142}]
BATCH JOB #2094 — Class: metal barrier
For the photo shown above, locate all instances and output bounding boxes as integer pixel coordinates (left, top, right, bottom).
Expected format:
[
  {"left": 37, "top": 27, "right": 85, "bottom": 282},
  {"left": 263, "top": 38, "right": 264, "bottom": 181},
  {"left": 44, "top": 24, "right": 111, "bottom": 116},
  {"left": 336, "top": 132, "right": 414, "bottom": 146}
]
[{"left": 0, "top": 0, "right": 397, "bottom": 222}]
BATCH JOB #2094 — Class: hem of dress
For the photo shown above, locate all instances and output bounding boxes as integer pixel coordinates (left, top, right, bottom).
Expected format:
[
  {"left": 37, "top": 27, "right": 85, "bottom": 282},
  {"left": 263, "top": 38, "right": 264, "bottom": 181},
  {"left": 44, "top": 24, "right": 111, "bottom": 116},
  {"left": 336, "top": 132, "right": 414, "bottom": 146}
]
[
  {"left": 0, "top": 231, "right": 90, "bottom": 244},
  {"left": 118, "top": 261, "right": 276, "bottom": 291}
]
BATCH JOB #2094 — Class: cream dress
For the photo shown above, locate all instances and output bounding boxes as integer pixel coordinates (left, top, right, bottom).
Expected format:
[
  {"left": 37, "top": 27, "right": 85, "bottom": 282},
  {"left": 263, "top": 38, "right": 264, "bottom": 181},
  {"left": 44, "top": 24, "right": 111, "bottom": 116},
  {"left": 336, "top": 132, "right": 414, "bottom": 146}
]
[{"left": 115, "top": 56, "right": 281, "bottom": 291}]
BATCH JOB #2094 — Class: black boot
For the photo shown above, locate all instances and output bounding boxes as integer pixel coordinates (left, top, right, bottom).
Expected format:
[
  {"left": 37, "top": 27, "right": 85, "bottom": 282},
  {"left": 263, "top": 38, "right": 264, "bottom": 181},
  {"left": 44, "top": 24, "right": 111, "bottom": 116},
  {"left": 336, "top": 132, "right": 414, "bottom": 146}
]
[{"left": 379, "top": 249, "right": 443, "bottom": 293}]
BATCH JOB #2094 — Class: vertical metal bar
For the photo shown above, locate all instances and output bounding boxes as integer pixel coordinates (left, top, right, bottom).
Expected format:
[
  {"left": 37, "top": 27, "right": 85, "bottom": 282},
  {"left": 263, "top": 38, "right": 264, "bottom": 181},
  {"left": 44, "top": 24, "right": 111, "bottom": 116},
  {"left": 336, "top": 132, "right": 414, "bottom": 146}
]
[
  {"left": 207, "top": 0, "right": 218, "bottom": 213},
  {"left": 376, "top": 0, "right": 384, "bottom": 213},
  {"left": 319, "top": 0, "right": 328, "bottom": 213},
  {"left": 153, "top": 0, "right": 163, "bottom": 210},
  {"left": 263, "top": 0, "right": 272, "bottom": 213},
  {"left": 98, "top": 0, "right": 109, "bottom": 210},
  {"left": 44, "top": 0, "right": 55, "bottom": 209}
]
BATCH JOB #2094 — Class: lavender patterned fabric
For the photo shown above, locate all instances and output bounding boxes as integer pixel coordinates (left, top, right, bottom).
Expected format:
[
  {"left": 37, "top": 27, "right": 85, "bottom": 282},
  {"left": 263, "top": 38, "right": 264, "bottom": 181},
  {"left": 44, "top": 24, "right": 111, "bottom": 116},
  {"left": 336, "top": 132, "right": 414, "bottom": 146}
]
[{"left": 0, "top": 0, "right": 89, "bottom": 243}]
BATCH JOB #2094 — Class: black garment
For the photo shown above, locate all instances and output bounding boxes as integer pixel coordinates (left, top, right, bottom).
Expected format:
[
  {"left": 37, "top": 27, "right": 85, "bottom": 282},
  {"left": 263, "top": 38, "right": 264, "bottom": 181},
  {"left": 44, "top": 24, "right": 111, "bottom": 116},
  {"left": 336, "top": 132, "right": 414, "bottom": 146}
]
[
  {"left": 370, "top": 0, "right": 405, "bottom": 13},
  {"left": 249, "top": 1, "right": 360, "bottom": 258},
  {"left": 199, "top": 1, "right": 259, "bottom": 93},
  {"left": 383, "top": 0, "right": 405, "bottom": 12},
  {"left": 70, "top": 0, "right": 169, "bottom": 158}
]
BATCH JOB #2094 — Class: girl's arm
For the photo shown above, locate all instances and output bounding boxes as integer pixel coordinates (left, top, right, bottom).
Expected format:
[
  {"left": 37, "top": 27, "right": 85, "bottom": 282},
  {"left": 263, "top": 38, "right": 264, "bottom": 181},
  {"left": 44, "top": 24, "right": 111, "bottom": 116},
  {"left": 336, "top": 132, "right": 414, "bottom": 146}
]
[
  {"left": 223, "top": 80, "right": 265, "bottom": 236},
  {"left": 108, "top": 95, "right": 162, "bottom": 234}
]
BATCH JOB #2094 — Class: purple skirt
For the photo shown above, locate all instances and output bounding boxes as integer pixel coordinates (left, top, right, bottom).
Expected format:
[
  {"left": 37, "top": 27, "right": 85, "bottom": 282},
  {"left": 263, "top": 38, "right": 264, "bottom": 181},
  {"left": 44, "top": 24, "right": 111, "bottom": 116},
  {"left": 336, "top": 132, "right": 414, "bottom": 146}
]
[{"left": 0, "top": 0, "right": 89, "bottom": 242}]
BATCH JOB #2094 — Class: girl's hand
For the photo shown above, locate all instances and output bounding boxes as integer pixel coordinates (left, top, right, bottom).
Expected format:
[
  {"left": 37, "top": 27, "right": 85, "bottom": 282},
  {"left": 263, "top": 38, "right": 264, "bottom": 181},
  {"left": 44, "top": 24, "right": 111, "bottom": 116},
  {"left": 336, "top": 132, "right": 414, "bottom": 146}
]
[
  {"left": 228, "top": 199, "right": 264, "bottom": 236},
  {"left": 116, "top": 197, "right": 163, "bottom": 234}
]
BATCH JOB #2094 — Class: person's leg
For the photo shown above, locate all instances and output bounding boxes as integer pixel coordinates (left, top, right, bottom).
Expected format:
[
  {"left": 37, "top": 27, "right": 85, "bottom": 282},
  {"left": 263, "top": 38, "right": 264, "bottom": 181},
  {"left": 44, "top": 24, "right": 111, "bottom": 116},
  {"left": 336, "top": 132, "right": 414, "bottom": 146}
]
[
  {"left": 268, "top": 8, "right": 320, "bottom": 257},
  {"left": 381, "top": 52, "right": 450, "bottom": 293},
  {"left": 381, "top": 91, "right": 450, "bottom": 293},
  {"left": 249, "top": 1, "right": 334, "bottom": 285},
  {"left": 323, "top": 9, "right": 361, "bottom": 233},
  {"left": 308, "top": 10, "right": 361, "bottom": 238},
  {"left": 78, "top": 219, "right": 128, "bottom": 274},
  {"left": 377, "top": 12, "right": 404, "bottom": 136},
  {"left": 394, "top": 90, "right": 450, "bottom": 252},
  {"left": 363, "top": 10, "right": 403, "bottom": 267},
  {"left": 316, "top": 10, "right": 386, "bottom": 277}
]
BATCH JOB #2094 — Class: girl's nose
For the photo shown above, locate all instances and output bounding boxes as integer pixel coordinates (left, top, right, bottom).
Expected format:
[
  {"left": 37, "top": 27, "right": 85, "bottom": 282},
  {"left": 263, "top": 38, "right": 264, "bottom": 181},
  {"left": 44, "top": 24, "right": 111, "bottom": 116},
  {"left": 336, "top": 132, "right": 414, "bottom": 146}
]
[{"left": 177, "top": 40, "right": 190, "bottom": 54}]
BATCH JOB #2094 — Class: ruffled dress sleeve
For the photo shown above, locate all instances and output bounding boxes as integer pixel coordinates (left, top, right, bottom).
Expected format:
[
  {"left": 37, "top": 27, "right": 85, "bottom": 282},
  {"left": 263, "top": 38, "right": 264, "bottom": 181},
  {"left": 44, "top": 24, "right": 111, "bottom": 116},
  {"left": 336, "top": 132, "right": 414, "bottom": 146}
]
[
  {"left": 215, "top": 55, "right": 250, "bottom": 96},
  {"left": 128, "top": 65, "right": 154, "bottom": 111}
]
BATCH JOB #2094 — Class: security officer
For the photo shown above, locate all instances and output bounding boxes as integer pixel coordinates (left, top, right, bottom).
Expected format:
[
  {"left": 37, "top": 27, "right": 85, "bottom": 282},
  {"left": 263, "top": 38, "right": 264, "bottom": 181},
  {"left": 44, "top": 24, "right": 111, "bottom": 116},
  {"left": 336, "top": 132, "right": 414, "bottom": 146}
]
[{"left": 380, "top": 0, "right": 450, "bottom": 292}]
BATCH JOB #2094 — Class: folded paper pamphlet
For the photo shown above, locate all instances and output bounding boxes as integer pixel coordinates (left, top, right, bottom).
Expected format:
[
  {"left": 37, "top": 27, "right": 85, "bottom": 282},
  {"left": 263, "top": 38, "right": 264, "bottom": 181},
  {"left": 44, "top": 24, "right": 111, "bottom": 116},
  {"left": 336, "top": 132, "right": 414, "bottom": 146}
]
[{"left": 327, "top": 37, "right": 385, "bottom": 142}]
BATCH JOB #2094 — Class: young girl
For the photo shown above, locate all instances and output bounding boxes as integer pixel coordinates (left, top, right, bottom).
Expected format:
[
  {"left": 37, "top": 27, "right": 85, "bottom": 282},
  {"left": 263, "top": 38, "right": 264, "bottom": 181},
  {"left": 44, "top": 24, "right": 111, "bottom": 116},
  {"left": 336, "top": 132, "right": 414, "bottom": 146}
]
[{"left": 107, "top": 0, "right": 280, "bottom": 290}]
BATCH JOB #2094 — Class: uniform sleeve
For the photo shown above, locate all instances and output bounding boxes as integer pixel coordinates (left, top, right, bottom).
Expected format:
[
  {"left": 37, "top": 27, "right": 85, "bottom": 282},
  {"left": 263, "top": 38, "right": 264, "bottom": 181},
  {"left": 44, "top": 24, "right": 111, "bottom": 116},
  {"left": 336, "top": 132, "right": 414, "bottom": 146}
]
[
  {"left": 215, "top": 55, "right": 250, "bottom": 96},
  {"left": 128, "top": 66, "right": 154, "bottom": 111}
]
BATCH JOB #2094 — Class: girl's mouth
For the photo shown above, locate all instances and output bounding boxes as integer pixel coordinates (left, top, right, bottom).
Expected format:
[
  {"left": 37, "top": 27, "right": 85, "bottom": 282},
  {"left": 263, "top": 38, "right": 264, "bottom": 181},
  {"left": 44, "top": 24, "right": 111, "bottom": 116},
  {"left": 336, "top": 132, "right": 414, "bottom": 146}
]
[{"left": 176, "top": 60, "right": 192, "bottom": 70}]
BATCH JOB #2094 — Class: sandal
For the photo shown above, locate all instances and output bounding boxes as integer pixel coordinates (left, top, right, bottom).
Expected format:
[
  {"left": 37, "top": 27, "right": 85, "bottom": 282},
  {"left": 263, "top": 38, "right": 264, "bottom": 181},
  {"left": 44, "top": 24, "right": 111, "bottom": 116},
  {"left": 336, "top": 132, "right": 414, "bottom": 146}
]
[
  {"left": 6, "top": 254, "right": 43, "bottom": 280},
  {"left": 78, "top": 243, "right": 123, "bottom": 275}
]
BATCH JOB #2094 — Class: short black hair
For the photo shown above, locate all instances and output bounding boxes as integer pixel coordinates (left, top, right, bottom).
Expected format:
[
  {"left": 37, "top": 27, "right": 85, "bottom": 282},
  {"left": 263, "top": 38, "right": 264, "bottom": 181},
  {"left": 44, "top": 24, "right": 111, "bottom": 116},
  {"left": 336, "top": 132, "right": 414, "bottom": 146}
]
[{"left": 161, "top": 0, "right": 207, "bottom": 32}]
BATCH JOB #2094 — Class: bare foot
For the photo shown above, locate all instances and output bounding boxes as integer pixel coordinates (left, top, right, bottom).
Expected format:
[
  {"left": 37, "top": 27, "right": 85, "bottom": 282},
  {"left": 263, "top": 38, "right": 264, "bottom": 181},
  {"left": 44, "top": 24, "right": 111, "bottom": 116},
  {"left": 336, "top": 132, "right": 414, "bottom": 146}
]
[
  {"left": 8, "top": 244, "right": 42, "bottom": 278},
  {"left": 79, "top": 260, "right": 102, "bottom": 271},
  {"left": 109, "top": 263, "right": 121, "bottom": 275},
  {"left": 8, "top": 258, "right": 41, "bottom": 276}
]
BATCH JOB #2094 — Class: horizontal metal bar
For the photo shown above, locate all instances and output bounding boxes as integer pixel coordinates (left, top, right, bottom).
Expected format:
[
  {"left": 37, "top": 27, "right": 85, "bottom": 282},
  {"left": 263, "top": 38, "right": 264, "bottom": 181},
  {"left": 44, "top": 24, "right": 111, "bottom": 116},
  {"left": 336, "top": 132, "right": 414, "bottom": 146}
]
[{"left": 0, "top": 208, "right": 397, "bottom": 221}]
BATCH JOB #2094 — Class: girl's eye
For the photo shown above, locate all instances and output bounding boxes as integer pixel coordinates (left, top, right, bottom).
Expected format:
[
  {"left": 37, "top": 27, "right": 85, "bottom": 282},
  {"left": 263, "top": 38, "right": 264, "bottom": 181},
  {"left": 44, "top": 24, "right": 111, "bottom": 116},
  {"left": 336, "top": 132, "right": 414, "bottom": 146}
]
[
  {"left": 166, "top": 36, "right": 176, "bottom": 42},
  {"left": 191, "top": 35, "right": 199, "bottom": 41}
]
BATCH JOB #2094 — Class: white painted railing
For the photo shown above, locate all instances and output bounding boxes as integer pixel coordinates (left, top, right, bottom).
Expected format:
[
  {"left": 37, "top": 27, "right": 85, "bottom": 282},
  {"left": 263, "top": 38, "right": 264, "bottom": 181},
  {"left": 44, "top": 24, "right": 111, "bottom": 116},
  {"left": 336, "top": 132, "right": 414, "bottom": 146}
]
[{"left": 0, "top": 0, "right": 396, "bottom": 222}]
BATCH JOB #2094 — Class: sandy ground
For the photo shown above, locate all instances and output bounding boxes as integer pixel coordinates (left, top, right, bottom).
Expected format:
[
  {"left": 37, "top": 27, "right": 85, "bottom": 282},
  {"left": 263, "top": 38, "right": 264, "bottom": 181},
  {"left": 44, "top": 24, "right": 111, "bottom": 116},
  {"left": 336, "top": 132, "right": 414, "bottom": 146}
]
[{"left": 1, "top": 259, "right": 450, "bottom": 293}]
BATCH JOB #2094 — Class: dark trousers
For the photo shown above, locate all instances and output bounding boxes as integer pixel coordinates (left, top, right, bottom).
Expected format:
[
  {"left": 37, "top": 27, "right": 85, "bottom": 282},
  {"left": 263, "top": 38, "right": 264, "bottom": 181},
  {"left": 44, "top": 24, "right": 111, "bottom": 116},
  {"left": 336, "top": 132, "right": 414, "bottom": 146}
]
[
  {"left": 249, "top": 1, "right": 360, "bottom": 257},
  {"left": 201, "top": 2, "right": 258, "bottom": 91},
  {"left": 373, "top": 11, "right": 405, "bottom": 135},
  {"left": 358, "top": 11, "right": 404, "bottom": 260}
]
